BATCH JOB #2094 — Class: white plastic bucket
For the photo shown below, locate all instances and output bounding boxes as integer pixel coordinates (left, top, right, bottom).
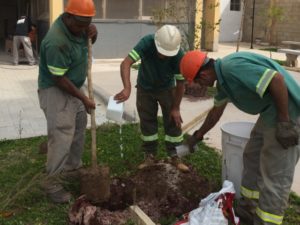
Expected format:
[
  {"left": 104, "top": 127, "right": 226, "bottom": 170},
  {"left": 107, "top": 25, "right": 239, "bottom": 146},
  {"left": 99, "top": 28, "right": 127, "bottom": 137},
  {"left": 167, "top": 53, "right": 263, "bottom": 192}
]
[
  {"left": 221, "top": 121, "right": 255, "bottom": 198},
  {"left": 106, "top": 96, "right": 124, "bottom": 123}
]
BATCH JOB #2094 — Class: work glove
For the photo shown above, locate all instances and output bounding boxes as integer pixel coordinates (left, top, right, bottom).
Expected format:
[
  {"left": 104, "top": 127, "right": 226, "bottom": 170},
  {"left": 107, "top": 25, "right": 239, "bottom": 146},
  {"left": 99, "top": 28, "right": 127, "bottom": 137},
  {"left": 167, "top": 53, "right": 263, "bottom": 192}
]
[
  {"left": 185, "top": 131, "right": 202, "bottom": 153},
  {"left": 276, "top": 121, "right": 299, "bottom": 149}
]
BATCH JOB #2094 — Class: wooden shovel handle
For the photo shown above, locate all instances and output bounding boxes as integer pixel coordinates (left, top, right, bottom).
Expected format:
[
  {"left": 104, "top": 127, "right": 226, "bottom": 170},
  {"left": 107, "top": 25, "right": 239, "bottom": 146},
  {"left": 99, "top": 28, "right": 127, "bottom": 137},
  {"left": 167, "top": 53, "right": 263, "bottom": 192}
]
[{"left": 87, "top": 38, "right": 97, "bottom": 167}]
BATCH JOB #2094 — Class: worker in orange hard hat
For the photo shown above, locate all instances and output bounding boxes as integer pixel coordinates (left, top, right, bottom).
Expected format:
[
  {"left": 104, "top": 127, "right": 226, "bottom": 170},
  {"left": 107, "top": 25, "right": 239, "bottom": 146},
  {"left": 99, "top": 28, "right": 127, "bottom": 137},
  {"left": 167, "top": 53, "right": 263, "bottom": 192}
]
[
  {"left": 65, "top": 0, "right": 96, "bottom": 17},
  {"left": 180, "top": 50, "right": 208, "bottom": 83},
  {"left": 180, "top": 50, "right": 300, "bottom": 225},
  {"left": 37, "top": 0, "right": 98, "bottom": 203}
]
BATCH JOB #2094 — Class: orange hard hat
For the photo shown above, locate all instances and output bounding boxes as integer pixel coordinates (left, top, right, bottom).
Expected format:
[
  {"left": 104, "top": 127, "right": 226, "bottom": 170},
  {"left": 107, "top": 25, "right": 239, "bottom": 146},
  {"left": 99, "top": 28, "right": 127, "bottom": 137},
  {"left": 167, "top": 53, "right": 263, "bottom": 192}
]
[
  {"left": 65, "top": 0, "right": 96, "bottom": 17},
  {"left": 180, "top": 50, "right": 207, "bottom": 83}
]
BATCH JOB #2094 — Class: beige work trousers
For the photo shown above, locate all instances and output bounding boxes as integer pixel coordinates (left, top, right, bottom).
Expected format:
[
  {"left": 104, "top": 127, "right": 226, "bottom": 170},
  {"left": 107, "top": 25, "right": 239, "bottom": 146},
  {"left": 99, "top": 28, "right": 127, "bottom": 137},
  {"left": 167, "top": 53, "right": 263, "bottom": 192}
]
[
  {"left": 38, "top": 86, "right": 87, "bottom": 176},
  {"left": 13, "top": 35, "right": 35, "bottom": 65},
  {"left": 241, "top": 116, "right": 300, "bottom": 225}
]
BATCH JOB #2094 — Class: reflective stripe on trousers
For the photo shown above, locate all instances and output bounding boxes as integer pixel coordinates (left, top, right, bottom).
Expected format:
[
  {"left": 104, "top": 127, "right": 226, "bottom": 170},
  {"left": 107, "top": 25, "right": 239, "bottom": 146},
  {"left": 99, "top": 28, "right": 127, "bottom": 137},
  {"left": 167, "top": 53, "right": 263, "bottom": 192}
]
[
  {"left": 136, "top": 87, "right": 182, "bottom": 152},
  {"left": 241, "top": 117, "right": 300, "bottom": 225},
  {"left": 256, "top": 207, "right": 283, "bottom": 225}
]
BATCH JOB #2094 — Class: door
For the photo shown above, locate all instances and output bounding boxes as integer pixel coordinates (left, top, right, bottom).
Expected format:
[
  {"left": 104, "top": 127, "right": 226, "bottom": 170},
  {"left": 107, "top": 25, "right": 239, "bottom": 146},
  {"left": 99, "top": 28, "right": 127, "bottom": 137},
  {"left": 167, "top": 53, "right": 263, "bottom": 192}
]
[{"left": 219, "top": 0, "right": 243, "bottom": 42}]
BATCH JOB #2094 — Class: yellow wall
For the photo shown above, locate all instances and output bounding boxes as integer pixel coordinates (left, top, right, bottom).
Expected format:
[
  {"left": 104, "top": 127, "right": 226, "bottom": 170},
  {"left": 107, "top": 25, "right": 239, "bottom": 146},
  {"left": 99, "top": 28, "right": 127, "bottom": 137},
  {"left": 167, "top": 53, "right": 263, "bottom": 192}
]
[
  {"left": 194, "top": 0, "right": 203, "bottom": 49},
  {"left": 49, "top": 0, "right": 64, "bottom": 25},
  {"left": 203, "top": 0, "right": 220, "bottom": 51}
]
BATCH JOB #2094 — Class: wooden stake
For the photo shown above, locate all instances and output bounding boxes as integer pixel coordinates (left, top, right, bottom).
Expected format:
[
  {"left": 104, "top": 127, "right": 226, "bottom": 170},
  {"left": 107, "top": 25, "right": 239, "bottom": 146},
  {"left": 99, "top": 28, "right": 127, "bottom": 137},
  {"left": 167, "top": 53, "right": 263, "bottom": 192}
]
[
  {"left": 129, "top": 205, "right": 156, "bottom": 225},
  {"left": 182, "top": 108, "right": 211, "bottom": 134},
  {"left": 86, "top": 38, "right": 97, "bottom": 167}
]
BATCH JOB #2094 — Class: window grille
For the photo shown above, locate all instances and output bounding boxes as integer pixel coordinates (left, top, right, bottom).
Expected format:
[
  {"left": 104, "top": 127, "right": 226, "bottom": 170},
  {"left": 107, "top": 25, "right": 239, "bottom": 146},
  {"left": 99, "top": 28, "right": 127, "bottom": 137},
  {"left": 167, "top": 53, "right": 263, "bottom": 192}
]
[{"left": 230, "top": 0, "right": 241, "bottom": 11}]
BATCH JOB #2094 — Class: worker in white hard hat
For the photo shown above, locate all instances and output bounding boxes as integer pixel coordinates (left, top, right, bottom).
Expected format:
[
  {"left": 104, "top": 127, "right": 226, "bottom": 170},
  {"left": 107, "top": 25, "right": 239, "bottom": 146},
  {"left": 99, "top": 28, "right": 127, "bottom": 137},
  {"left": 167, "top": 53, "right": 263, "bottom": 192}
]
[{"left": 114, "top": 25, "right": 189, "bottom": 172}]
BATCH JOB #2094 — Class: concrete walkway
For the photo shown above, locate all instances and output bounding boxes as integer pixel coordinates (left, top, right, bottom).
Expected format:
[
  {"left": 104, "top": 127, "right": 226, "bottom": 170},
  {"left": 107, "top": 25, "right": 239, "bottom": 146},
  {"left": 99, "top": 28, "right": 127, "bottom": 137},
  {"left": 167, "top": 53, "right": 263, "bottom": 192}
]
[{"left": 0, "top": 42, "right": 299, "bottom": 194}]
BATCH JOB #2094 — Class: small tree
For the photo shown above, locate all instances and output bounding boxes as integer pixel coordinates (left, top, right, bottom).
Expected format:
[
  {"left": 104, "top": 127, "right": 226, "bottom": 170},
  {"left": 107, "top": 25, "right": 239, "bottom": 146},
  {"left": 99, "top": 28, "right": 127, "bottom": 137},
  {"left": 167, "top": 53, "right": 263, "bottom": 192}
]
[
  {"left": 259, "top": 0, "right": 284, "bottom": 45},
  {"left": 267, "top": 3, "right": 284, "bottom": 45}
]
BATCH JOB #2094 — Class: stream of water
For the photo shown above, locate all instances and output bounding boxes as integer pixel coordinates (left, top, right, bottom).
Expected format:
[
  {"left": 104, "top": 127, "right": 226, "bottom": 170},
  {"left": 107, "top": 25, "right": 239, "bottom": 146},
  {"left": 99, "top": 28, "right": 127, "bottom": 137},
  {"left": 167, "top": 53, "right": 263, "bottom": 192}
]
[{"left": 119, "top": 123, "right": 124, "bottom": 158}]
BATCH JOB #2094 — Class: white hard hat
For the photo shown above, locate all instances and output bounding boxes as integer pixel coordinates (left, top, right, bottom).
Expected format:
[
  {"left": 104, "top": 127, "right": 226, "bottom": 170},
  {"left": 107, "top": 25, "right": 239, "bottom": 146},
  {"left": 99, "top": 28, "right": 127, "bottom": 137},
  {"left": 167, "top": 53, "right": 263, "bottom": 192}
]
[{"left": 154, "top": 25, "right": 181, "bottom": 56}]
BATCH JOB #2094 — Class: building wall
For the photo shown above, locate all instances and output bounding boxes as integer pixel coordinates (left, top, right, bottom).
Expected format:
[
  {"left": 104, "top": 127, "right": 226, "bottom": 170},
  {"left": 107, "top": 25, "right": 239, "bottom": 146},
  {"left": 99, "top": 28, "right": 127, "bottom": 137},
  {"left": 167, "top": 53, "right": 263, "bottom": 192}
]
[
  {"left": 65, "top": 0, "right": 194, "bottom": 58},
  {"left": 242, "top": 0, "right": 300, "bottom": 44},
  {"left": 276, "top": 0, "right": 300, "bottom": 43},
  {"left": 219, "top": 0, "right": 243, "bottom": 42},
  {"left": 242, "top": 0, "right": 268, "bottom": 43},
  {"left": 92, "top": 20, "right": 156, "bottom": 58},
  {"left": 47, "top": 0, "right": 218, "bottom": 58}
]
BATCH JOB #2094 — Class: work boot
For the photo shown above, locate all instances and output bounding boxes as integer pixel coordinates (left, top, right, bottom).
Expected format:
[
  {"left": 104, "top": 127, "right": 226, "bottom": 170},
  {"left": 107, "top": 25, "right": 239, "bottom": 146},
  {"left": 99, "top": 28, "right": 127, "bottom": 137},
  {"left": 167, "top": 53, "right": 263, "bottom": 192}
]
[
  {"left": 42, "top": 178, "right": 72, "bottom": 204},
  {"left": 170, "top": 156, "right": 190, "bottom": 173},
  {"left": 138, "top": 154, "right": 155, "bottom": 170},
  {"left": 235, "top": 198, "right": 256, "bottom": 225}
]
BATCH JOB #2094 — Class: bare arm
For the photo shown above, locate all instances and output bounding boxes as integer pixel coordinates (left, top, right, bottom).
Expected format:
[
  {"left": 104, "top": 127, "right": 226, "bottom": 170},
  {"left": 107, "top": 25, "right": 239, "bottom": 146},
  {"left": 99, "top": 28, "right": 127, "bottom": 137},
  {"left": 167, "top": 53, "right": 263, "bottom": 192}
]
[
  {"left": 268, "top": 73, "right": 299, "bottom": 149},
  {"left": 194, "top": 103, "right": 227, "bottom": 140},
  {"left": 173, "top": 80, "right": 185, "bottom": 110},
  {"left": 87, "top": 24, "right": 98, "bottom": 44},
  {"left": 171, "top": 80, "right": 185, "bottom": 127},
  {"left": 268, "top": 73, "right": 289, "bottom": 122},
  {"left": 53, "top": 76, "right": 95, "bottom": 113},
  {"left": 114, "top": 56, "right": 135, "bottom": 103}
]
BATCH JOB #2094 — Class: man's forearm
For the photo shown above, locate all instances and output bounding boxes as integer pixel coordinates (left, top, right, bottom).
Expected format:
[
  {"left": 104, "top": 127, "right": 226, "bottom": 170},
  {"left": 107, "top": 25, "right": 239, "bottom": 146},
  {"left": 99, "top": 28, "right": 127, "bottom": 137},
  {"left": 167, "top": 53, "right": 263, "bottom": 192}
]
[
  {"left": 54, "top": 76, "right": 87, "bottom": 102},
  {"left": 120, "top": 57, "right": 133, "bottom": 89},
  {"left": 268, "top": 73, "right": 289, "bottom": 122},
  {"left": 91, "top": 33, "right": 97, "bottom": 44},
  {"left": 195, "top": 104, "right": 226, "bottom": 139}
]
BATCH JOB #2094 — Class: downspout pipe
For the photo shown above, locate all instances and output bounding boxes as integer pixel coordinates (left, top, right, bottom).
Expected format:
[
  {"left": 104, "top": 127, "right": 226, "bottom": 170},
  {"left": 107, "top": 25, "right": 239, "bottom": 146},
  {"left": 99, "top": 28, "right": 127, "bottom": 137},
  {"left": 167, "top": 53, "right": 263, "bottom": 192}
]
[{"left": 250, "top": 0, "right": 256, "bottom": 49}]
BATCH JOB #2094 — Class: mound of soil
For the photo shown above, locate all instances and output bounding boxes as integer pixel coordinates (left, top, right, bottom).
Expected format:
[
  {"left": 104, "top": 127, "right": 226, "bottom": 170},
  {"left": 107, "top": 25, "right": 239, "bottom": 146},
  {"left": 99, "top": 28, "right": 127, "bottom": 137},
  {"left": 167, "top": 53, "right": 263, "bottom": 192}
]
[
  {"left": 132, "top": 162, "right": 215, "bottom": 222},
  {"left": 69, "top": 161, "right": 217, "bottom": 224}
]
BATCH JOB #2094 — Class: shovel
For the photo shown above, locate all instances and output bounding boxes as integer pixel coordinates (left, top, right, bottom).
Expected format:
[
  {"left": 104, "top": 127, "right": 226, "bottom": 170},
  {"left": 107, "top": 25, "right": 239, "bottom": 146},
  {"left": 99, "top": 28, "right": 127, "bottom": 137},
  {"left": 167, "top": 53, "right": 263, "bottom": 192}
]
[{"left": 79, "top": 38, "right": 110, "bottom": 204}]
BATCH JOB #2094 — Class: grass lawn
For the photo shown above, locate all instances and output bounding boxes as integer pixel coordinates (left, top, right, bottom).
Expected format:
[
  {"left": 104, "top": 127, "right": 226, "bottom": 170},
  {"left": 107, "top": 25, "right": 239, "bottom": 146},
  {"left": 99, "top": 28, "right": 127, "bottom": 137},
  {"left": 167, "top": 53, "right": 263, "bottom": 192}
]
[
  {"left": 0, "top": 121, "right": 299, "bottom": 225},
  {"left": 259, "top": 47, "right": 278, "bottom": 52}
]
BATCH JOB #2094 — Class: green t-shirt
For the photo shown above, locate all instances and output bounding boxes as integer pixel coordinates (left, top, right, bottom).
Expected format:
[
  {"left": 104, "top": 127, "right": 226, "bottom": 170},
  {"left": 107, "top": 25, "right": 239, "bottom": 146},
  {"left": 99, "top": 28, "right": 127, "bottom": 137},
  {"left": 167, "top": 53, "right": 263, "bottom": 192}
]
[
  {"left": 214, "top": 51, "right": 300, "bottom": 126},
  {"left": 38, "top": 14, "right": 88, "bottom": 89},
  {"left": 128, "top": 34, "right": 184, "bottom": 91}
]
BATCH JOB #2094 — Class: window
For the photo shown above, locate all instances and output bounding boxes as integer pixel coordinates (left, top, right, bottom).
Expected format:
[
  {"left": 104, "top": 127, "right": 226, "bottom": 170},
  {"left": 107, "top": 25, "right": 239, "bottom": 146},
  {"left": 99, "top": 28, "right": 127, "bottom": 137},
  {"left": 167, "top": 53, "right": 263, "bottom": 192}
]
[
  {"left": 142, "top": 0, "right": 166, "bottom": 17},
  {"left": 106, "top": 0, "right": 139, "bottom": 19},
  {"left": 63, "top": 0, "right": 189, "bottom": 21},
  {"left": 230, "top": 0, "right": 241, "bottom": 11},
  {"left": 93, "top": 0, "right": 103, "bottom": 19}
]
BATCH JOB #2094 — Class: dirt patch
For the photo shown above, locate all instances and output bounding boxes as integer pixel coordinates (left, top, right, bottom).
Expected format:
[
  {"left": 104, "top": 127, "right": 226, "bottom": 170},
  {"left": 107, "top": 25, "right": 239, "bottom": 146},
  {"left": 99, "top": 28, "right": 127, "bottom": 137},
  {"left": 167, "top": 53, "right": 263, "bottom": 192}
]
[
  {"left": 132, "top": 162, "right": 215, "bottom": 222},
  {"left": 69, "top": 161, "right": 217, "bottom": 224},
  {"left": 69, "top": 195, "right": 133, "bottom": 225}
]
